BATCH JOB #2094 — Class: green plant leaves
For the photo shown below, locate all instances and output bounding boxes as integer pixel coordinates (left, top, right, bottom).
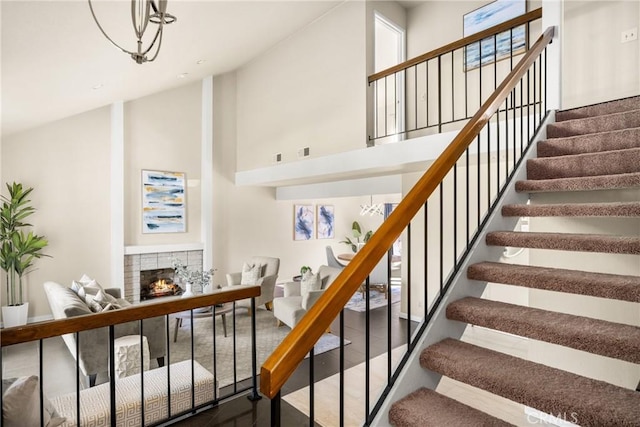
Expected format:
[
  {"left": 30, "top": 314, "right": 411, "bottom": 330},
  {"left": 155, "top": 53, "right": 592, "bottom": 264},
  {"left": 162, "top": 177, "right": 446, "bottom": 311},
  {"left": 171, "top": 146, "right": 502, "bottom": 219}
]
[{"left": 0, "top": 182, "right": 49, "bottom": 305}]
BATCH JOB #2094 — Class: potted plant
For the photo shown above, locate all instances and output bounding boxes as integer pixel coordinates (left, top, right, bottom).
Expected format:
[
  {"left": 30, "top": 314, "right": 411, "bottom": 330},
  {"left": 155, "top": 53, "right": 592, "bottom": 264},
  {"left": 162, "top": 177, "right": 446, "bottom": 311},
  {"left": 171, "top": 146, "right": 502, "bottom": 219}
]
[
  {"left": 1, "top": 182, "right": 50, "bottom": 327},
  {"left": 340, "top": 221, "right": 372, "bottom": 253}
]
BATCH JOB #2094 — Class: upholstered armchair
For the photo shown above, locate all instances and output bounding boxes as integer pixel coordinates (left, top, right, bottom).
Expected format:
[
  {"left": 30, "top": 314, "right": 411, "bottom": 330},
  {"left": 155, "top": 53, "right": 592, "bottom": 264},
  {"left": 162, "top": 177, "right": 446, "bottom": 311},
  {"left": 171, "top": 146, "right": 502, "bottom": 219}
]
[
  {"left": 273, "top": 265, "right": 342, "bottom": 330},
  {"left": 226, "top": 256, "right": 280, "bottom": 313}
]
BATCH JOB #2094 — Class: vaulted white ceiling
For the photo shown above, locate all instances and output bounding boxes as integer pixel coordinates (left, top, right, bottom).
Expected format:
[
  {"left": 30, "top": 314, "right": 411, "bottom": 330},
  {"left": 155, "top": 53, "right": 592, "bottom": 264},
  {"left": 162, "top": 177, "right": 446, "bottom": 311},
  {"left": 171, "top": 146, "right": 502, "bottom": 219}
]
[{"left": 1, "top": 0, "right": 345, "bottom": 137}]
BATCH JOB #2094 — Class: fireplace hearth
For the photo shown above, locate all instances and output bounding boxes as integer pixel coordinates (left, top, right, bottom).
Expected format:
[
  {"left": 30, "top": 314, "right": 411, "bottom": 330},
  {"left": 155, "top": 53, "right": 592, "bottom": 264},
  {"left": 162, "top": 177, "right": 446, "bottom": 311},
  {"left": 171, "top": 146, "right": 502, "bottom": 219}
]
[{"left": 140, "top": 268, "right": 182, "bottom": 300}]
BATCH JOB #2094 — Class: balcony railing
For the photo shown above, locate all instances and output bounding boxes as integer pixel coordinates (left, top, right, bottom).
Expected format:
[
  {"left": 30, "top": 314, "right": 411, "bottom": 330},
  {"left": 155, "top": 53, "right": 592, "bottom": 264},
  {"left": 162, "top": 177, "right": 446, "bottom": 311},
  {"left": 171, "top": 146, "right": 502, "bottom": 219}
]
[
  {"left": 1, "top": 285, "right": 261, "bottom": 426},
  {"left": 369, "top": 8, "right": 542, "bottom": 144}
]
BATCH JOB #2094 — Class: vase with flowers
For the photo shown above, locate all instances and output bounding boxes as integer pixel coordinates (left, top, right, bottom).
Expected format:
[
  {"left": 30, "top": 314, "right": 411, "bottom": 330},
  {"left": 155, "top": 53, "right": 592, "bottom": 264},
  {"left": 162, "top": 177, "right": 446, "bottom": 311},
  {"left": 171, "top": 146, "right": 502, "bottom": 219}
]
[{"left": 170, "top": 257, "right": 216, "bottom": 302}]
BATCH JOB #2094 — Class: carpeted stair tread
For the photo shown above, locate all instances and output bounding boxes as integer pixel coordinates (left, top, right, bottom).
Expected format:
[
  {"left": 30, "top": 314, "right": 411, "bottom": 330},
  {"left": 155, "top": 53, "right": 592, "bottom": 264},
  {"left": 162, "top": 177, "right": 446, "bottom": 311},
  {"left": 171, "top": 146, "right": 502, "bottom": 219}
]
[
  {"left": 537, "top": 127, "right": 640, "bottom": 157},
  {"left": 556, "top": 96, "right": 640, "bottom": 122},
  {"left": 502, "top": 201, "right": 640, "bottom": 217},
  {"left": 447, "top": 297, "right": 640, "bottom": 363},
  {"left": 526, "top": 147, "right": 640, "bottom": 180},
  {"left": 467, "top": 262, "right": 640, "bottom": 303},
  {"left": 420, "top": 339, "right": 640, "bottom": 427},
  {"left": 546, "top": 109, "right": 640, "bottom": 138},
  {"left": 388, "top": 387, "right": 514, "bottom": 427},
  {"left": 515, "top": 171, "right": 640, "bottom": 193},
  {"left": 486, "top": 231, "right": 640, "bottom": 254}
]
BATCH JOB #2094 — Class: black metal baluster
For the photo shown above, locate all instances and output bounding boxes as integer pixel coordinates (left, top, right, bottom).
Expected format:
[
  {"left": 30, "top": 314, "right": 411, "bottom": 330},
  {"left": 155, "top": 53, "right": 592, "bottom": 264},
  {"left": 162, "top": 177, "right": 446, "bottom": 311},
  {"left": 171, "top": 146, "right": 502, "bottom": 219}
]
[
  {"left": 213, "top": 304, "right": 218, "bottom": 400},
  {"left": 466, "top": 147, "right": 470, "bottom": 249},
  {"left": 477, "top": 133, "right": 481, "bottom": 232},
  {"left": 39, "top": 340, "right": 44, "bottom": 427},
  {"left": 249, "top": 298, "right": 261, "bottom": 401},
  {"left": 453, "top": 163, "right": 458, "bottom": 266},
  {"left": 340, "top": 310, "right": 345, "bottom": 427},
  {"left": 165, "top": 314, "right": 172, "bottom": 417},
  {"left": 451, "top": 50, "right": 455, "bottom": 123},
  {"left": 406, "top": 221, "right": 412, "bottom": 343},
  {"left": 75, "top": 333, "right": 80, "bottom": 426},
  {"left": 437, "top": 55, "right": 442, "bottom": 133},
  {"left": 271, "top": 391, "right": 281, "bottom": 427},
  {"left": 439, "top": 183, "right": 444, "bottom": 292},
  {"left": 232, "top": 304, "right": 237, "bottom": 392},
  {"left": 190, "top": 310, "right": 196, "bottom": 410},
  {"left": 365, "top": 276, "right": 371, "bottom": 425},
  {"left": 414, "top": 66, "right": 418, "bottom": 135},
  {"left": 309, "top": 346, "right": 315, "bottom": 426},
  {"left": 464, "top": 46, "right": 469, "bottom": 118},
  {"left": 109, "top": 325, "right": 116, "bottom": 426},
  {"left": 426, "top": 60, "right": 429, "bottom": 129},
  {"left": 487, "top": 120, "right": 491, "bottom": 207},
  {"left": 373, "top": 80, "right": 378, "bottom": 141},
  {"left": 140, "top": 321, "right": 145, "bottom": 425},
  {"left": 384, "top": 77, "right": 388, "bottom": 137},
  {"left": 497, "top": 98, "right": 501, "bottom": 199},
  {"left": 520, "top": 76, "right": 525, "bottom": 155}
]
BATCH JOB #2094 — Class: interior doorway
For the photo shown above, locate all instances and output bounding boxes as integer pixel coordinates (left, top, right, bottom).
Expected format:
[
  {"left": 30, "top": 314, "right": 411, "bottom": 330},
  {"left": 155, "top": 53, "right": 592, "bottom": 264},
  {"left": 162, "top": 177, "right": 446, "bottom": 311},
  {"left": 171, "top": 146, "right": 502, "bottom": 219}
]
[{"left": 374, "top": 12, "right": 406, "bottom": 143}]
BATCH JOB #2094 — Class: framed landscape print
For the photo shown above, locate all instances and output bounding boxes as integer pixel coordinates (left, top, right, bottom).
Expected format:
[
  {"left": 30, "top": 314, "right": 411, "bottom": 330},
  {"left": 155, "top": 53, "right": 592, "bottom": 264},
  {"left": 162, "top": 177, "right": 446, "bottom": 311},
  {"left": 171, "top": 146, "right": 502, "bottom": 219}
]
[
  {"left": 463, "top": 0, "right": 527, "bottom": 71},
  {"left": 142, "top": 170, "right": 186, "bottom": 233},
  {"left": 293, "top": 204, "right": 314, "bottom": 240},
  {"left": 317, "top": 205, "right": 335, "bottom": 239}
]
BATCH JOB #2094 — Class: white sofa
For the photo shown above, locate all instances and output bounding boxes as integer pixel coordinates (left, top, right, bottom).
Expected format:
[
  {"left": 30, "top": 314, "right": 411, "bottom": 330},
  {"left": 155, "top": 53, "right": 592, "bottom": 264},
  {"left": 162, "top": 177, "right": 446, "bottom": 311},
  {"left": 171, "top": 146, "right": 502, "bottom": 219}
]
[
  {"left": 43, "top": 281, "right": 166, "bottom": 387},
  {"left": 272, "top": 265, "right": 342, "bottom": 329}
]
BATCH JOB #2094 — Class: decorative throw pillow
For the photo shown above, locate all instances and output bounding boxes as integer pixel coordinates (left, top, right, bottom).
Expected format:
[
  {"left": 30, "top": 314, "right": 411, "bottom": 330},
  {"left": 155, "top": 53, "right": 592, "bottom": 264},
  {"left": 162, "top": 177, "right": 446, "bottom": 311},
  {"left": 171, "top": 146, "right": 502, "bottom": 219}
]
[
  {"left": 240, "top": 262, "right": 262, "bottom": 285},
  {"left": 71, "top": 278, "right": 102, "bottom": 297},
  {"left": 93, "top": 290, "right": 121, "bottom": 310},
  {"left": 300, "top": 272, "right": 321, "bottom": 297},
  {"left": 2, "top": 375, "right": 65, "bottom": 427}
]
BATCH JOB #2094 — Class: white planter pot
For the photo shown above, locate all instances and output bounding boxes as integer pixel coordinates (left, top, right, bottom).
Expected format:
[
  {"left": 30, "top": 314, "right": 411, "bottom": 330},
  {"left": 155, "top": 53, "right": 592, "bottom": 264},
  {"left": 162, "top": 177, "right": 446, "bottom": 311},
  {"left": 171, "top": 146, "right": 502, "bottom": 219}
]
[{"left": 2, "top": 303, "right": 29, "bottom": 328}]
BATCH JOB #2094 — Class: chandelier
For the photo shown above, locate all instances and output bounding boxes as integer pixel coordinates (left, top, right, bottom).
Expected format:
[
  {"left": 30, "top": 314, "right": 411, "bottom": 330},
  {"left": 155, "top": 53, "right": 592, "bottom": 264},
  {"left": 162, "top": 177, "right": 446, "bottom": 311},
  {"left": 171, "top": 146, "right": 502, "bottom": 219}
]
[
  {"left": 360, "top": 196, "right": 384, "bottom": 216},
  {"left": 88, "top": 0, "right": 177, "bottom": 64}
]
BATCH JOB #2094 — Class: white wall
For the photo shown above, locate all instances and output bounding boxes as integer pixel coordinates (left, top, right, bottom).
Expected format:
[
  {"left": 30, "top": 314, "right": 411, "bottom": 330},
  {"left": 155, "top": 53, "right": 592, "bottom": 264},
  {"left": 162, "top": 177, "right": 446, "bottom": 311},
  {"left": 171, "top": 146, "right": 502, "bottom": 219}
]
[
  {"left": 562, "top": 0, "right": 640, "bottom": 108},
  {"left": 528, "top": 189, "right": 640, "bottom": 390},
  {"left": 1, "top": 107, "right": 111, "bottom": 319},
  {"left": 236, "top": 0, "right": 367, "bottom": 171},
  {"left": 124, "top": 82, "right": 202, "bottom": 246}
]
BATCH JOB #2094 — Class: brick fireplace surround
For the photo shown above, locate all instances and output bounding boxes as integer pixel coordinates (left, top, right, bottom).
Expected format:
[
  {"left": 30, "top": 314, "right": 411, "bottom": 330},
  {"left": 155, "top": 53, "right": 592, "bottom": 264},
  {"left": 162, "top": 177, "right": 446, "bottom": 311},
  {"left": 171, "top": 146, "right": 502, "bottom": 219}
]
[{"left": 124, "top": 248, "right": 203, "bottom": 304}]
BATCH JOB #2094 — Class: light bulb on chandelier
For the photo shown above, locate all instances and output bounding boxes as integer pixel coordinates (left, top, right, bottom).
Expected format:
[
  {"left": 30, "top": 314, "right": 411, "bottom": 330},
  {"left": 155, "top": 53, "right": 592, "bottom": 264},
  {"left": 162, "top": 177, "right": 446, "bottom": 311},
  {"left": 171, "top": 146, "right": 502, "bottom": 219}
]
[{"left": 88, "top": 0, "right": 177, "bottom": 64}]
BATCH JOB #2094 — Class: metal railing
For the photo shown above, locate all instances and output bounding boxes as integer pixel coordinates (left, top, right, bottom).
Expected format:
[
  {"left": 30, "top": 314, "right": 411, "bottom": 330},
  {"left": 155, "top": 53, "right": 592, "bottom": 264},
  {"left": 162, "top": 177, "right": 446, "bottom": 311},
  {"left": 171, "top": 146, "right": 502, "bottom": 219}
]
[
  {"left": 262, "top": 20, "right": 553, "bottom": 427},
  {"left": 1, "top": 285, "right": 261, "bottom": 426},
  {"left": 369, "top": 8, "right": 542, "bottom": 144}
]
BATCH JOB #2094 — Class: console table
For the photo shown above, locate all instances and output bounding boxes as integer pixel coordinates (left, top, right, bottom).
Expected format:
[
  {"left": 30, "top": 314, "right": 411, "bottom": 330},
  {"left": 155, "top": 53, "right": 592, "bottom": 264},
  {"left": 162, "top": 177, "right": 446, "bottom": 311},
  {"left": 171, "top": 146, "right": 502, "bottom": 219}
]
[{"left": 172, "top": 303, "right": 233, "bottom": 341}]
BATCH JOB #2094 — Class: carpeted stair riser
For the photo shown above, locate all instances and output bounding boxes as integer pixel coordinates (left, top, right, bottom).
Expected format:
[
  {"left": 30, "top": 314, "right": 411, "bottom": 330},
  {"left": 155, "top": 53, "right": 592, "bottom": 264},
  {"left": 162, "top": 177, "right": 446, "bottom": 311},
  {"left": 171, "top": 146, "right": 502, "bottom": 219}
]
[
  {"left": 446, "top": 297, "right": 640, "bottom": 363},
  {"left": 486, "top": 231, "right": 640, "bottom": 255},
  {"left": 555, "top": 95, "right": 640, "bottom": 122},
  {"left": 467, "top": 262, "right": 640, "bottom": 303},
  {"left": 537, "top": 127, "right": 640, "bottom": 157},
  {"left": 502, "top": 201, "right": 640, "bottom": 217},
  {"left": 420, "top": 339, "right": 640, "bottom": 427},
  {"left": 526, "top": 148, "right": 640, "bottom": 180},
  {"left": 389, "top": 95, "right": 640, "bottom": 427},
  {"left": 515, "top": 171, "right": 640, "bottom": 193},
  {"left": 388, "top": 387, "right": 514, "bottom": 427},
  {"left": 546, "top": 109, "right": 640, "bottom": 138}
]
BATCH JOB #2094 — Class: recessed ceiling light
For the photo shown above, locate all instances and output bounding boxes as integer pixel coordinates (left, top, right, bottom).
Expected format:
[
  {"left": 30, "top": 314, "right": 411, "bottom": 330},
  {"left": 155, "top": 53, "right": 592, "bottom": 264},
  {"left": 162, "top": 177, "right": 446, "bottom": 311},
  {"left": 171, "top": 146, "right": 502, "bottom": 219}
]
[
  {"left": 92, "top": 83, "right": 104, "bottom": 90},
  {"left": 177, "top": 73, "right": 189, "bottom": 79},
  {"left": 196, "top": 59, "right": 206, "bottom": 65}
]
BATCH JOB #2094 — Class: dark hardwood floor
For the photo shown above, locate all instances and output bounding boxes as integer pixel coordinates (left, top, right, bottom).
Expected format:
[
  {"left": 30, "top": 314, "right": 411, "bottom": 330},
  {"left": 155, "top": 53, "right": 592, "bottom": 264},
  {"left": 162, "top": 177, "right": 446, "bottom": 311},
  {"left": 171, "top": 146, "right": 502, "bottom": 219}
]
[{"left": 172, "top": 299, "right": 415, "bottom": 426}]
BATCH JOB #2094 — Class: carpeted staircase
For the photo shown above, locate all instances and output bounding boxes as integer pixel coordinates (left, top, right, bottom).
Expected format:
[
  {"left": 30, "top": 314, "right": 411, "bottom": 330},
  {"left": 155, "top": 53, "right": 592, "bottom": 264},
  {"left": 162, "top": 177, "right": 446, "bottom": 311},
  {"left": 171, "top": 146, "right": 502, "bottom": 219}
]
[{"left": 389, "top": 96, "right": 640, "bottom": 426}]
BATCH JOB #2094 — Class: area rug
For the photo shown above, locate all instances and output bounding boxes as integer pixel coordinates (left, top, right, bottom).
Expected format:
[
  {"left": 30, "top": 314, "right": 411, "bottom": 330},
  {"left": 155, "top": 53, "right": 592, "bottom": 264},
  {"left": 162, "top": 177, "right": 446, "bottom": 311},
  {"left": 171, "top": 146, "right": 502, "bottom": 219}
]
[
  {"left": 169, "top": 308, "right": 347, "bottom": 387},
  {"left": 344, "top": 285, "right": 401, "bottom": 312}
]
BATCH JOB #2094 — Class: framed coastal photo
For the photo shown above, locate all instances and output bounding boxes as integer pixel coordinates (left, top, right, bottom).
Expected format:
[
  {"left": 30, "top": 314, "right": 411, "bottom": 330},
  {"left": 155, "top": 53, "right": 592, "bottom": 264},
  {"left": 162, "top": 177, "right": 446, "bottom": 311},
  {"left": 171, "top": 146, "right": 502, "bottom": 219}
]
[
  {"left": 142, "top": 170, "right": 186, "bottom": 234},
  {"left": 463, "top": 0, "right": 527, "bottom": 71},
  {"left": 293, "top": 204, "right": 314, "bottom": 240},
  {"left": 317, "top": 205, "right": 335, "bottom": 239}
]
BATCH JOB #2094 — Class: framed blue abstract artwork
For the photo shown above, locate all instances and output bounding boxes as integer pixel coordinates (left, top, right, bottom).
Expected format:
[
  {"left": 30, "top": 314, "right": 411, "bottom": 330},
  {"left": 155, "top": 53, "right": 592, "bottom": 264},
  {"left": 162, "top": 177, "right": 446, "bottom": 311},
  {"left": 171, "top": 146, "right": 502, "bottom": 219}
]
[
  {"left": 317, "top": 205, "right": 335, "bottom": 239},
  {"left": 142, "top": 170, "right": 186, "bottom": 234},
  {"left": 463, "top": 0, "right": 527, "bottom": 71},
  {"left": 294, "top": 204, "right": 314, "bottom": 240}
]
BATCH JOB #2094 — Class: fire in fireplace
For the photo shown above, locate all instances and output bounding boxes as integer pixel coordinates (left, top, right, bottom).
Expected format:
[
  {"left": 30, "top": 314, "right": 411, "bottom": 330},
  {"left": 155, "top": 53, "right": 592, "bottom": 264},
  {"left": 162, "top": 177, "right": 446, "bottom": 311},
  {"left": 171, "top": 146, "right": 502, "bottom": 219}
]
[{"left": 140, "top": 268, "right": 182, "bottom": 300}]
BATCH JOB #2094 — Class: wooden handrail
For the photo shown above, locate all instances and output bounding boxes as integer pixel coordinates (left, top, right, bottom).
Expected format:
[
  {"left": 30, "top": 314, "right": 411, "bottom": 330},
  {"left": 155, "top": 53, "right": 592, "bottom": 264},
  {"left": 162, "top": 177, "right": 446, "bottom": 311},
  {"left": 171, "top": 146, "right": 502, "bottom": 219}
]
[
  {"left": 368, "top": 8, "right": 542, "bottom": 83},
  {"left": 261, "top": 26, "right": 554, "bottom": 399},
  {"left": 0, "top": 285, "right": 260, "bottom": 347}
]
